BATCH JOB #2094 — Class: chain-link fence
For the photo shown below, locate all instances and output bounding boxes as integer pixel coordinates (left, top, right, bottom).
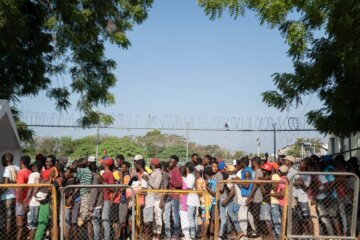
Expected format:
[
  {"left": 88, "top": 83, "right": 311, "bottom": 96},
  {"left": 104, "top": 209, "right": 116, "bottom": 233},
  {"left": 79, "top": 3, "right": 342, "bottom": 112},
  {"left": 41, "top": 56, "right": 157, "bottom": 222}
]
[
  {"left": 24, "top": 125, "right": 326, "bottom": 164},
  {"left": 287, "top": 172, "right": 360, "bottom": 240},
  {"left": 135, "top": 189, "right": 211, "bottom": 240},
  {"left": 0, "top": 184, "right": 58, "bottom": 240},
  {"left": 213, "top": 179, "right": 289, "bottom": 240},
  {"left": 60, "top": 184, "right": 135, "bottom": 240}
]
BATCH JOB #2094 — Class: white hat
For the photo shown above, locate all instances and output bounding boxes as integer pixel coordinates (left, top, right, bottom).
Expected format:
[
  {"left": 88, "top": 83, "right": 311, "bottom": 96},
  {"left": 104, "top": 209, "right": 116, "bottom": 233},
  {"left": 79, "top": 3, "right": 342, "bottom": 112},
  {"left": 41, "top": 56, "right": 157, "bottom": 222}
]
[
  {"left": 283, "top": 156, "right": 296, "bottom": 163},
  {"left": 134, "top": 154, "right": 144, "bottom": 161},
  {"left": 195, "top": 165, "right": 204, "bottom": 172},
  {"left": 88, "top": 156, "right": 96, "bottom": 162}
]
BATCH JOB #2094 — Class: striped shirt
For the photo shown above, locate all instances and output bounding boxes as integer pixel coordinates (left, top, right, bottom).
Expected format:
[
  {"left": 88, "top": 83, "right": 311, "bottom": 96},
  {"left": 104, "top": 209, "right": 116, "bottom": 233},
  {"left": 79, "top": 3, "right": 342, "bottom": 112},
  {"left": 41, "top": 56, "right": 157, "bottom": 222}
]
[{"left": 76, "top": 168, "right": 93, "bottom": 195}]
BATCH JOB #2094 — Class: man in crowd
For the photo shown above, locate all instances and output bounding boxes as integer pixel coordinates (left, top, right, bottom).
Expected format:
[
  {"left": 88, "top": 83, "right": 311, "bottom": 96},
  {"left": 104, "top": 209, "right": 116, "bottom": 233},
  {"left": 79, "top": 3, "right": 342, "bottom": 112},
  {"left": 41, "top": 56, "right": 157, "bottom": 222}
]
[{"left": 164, "top": 155, "right": 182, "bottom": 239}]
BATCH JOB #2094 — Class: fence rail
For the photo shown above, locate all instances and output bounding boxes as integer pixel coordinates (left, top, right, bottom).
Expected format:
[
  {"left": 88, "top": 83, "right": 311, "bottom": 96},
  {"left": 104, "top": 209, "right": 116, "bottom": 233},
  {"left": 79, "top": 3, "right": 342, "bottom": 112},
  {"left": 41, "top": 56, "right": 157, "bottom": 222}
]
[
  {"left": 287, "top": 172, "right": 360, "bottom": 240},
  {"left": 0, "top": 183, "right": 58, "bottom": 240},
  {"left": 214, "top": 179, "right": 289, "bottom": 240},
  {"left": 60, "top": 184, "right": 135, "bottom": 240},
  {"left": 135, "top": 189, "right": 211, "bottom": 240}
]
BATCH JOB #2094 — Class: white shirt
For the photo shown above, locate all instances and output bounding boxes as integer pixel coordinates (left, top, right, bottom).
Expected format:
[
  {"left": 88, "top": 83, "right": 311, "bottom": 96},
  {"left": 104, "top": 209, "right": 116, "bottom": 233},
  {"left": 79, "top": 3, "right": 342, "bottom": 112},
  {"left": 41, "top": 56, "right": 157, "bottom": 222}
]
[
  {"left": 141, "top": 172, "right": 155, "bottom": 208},
  {"left": 184, "top": 173, "right": 200, "bottom": 207},
  {"left": 1, "top": 165, "right": 20, "bottom": 200},
  {"left": 227, "top": 174, "right": 242, "bottom": 204},
  {"left": 28, "top": 172, "right": 41, "bottom": 207}
]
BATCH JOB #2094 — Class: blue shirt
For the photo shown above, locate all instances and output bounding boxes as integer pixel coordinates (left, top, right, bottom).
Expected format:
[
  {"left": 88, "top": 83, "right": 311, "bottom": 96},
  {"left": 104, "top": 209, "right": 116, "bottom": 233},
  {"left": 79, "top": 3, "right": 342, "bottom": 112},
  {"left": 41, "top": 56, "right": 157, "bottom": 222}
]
[
  {"left": 208, "top": 178, "right": 217, "bottom": 205},
  {"left": 241, "top": 167, "right": 254, "bottom": 197}
]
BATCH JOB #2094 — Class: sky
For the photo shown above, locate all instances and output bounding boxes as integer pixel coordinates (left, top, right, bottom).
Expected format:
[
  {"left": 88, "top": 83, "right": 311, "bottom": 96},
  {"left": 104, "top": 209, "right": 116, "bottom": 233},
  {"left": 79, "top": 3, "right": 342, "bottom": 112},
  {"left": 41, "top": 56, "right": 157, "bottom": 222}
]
[{"left": 18, "top": 0, "right": 325, "bottom": 153}]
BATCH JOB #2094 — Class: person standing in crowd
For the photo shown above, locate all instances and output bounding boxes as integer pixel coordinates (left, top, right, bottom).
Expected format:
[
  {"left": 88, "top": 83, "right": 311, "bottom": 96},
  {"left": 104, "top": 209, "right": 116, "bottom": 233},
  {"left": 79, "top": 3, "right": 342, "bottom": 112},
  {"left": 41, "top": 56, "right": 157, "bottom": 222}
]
[
  {"left": 88, "top": 160, "right": 103, "bottom": 240},
  {"left": 73, "top": 158, "right": 92, "bottom": 230},
  {"left": 221, "top": 165, "right": 241, "bottom": 239},
  {"left": 316, "top": 156, "right": 341, "bottom": 236},
  {"left": 204, "top": 166, "right": 216, "bottom": 238},
  {"left": 101, "top": 157, "right": 115, "bottom": 240},
  {"left": 203, "top": 155, "right": 212, "bottom": 168},
  {"left": 334, "top": 155, "right": 349, "bottom": 236},
  {"left": 41, "top": 155, "right": 56, "bottom": 181},
  {"left": 179, "top": 166, "right": 190, "bottom": 240},
  {"left": 62, "top": 168, "right": 78, "bottom": 240},
  {"left": 16, "top": 155, "right": 31, "bottom": 240},
  {"left": 116, "top": 154, "right": 125, "bottom": 169},
  {"left": 184, "top": 162, "right": 200, "bottom": 239},
  {"left": 136, "top": 159, "right": 152, "bottom": 240},
  {"left": 194, "top": 165, "right": 206, "bottom": 238},
  {"left": 211, "top": 161, "right": 227, "bottom": 239},
  {"left": 191, "top": 153, "right": 199, "bottom": 165},
  {"left": 238, "top": 157, "right": 254, "bottom": 239},
  {"left": 1, "top": 153, "right": 19, "bottom": 238},
  {"left": 269, "top": 162, "right": 282, "bottom": 240},
  {"left": 260, "top": 163, "right": 273, "bottom": 239},
  {"left": 120, "top": 161, "right": 131, "bottom": 239},
  {"left": 26, "top": 161, "right": 41, "bottom": 240},
  {"left": 288, "top": 157, "right": 314, "bottom": 236},
  {"left": 307, "top": 155, "right": 320, "bottom": 237},
  {"left": 142, "top": 158, "right": 163, "bottom": 240},
  {"left": 246, "top": 156, "right": 263, "bottom": 236},
  {"left": 164, "top": 155, "right": 182, "bottom": 239}
]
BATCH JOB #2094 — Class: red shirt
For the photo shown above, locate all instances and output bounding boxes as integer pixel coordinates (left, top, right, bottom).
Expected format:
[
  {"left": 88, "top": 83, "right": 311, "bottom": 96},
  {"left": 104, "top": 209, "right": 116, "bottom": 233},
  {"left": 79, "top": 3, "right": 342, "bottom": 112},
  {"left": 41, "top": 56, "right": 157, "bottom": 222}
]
[
  {"left": 169, "top": 167, "right": 183, "bottom": 199},
  {"left": 42, "top": 168, "right": 52, "bottom": 181},
  {"left": 17, "top": 168, "right": 32, "bottom": 202},
  {"left": 102, "top": 170, "right": 115, "bottom": 201}
]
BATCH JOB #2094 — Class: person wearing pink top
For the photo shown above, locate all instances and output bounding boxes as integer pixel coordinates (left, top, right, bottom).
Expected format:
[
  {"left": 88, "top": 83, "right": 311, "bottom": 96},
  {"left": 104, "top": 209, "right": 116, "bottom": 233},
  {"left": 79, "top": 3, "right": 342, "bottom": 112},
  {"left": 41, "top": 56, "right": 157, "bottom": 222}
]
[{"left": 179, "top": 166, "right": 190, "bottom": 239}]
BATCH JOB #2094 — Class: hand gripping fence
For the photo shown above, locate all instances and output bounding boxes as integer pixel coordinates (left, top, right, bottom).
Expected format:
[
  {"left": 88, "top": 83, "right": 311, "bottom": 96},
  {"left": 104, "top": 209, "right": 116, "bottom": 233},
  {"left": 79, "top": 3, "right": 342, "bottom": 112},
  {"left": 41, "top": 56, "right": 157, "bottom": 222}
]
[
  {"left": 60, "top": 184, "right": 135, "bottom": 240},
  {"left": 287, "top": 172, "right": 359, "bottom": 240}
]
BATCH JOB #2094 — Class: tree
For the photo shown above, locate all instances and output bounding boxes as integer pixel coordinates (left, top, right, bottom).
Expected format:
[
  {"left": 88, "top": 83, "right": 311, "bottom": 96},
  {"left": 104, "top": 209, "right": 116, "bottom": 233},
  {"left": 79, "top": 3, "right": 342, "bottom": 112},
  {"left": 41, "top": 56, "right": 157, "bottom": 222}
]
[
  {"left": 99, "top": 137, "right": 144, "bottom": 160},
  {"left": 286, "top": 138, "right": 324, "bottom": 158},
  {"left": 198, "top": 0, "right": 360, "bottom": 135},
  {"left": 1, "top": 0, "right": 153, "bottom": 141}
]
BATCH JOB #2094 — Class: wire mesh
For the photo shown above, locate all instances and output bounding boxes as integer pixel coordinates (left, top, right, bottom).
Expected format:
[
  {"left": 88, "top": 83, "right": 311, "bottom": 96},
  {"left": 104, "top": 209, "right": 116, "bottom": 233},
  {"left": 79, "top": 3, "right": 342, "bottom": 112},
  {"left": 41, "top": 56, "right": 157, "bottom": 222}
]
[
  {"left": 214, "top": 179, "right": 288, "bottom": 240},
  {"left": 135, "top": 189, "right": 211, "bottom": 240},
  {"left": 287, "top": 172, "right": 360, "bottom": 240},
  {"left": 60, "top": 184, "right": 135, "bottom": 240},
  {"left": 0, "top": 184, "right": 58, "bottom": 240}
]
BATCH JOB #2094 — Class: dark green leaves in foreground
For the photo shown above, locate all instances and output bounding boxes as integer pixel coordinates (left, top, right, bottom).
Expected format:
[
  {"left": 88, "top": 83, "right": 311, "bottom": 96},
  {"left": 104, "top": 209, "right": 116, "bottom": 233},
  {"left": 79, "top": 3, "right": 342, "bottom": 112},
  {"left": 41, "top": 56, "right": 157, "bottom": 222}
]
[
  {"left": 0, "top": 0, "right": 153, "bottom": 141},
  {"left": 199, "top": 0, "right": 360, "bottom": 135}
]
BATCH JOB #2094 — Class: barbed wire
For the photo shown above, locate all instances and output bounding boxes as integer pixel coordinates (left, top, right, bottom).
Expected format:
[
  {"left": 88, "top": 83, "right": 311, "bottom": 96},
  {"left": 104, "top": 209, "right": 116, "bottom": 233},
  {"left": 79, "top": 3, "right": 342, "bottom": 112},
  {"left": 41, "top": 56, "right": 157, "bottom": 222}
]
[{"left": 21, "top": 111, "right": 316, "bottom": 131}]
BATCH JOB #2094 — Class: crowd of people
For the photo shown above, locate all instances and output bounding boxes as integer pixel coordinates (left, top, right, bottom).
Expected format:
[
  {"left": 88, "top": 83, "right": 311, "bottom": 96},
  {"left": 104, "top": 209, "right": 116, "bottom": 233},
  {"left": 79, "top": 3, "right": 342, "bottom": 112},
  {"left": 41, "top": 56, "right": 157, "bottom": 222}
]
[{"left": 0, "top": 151, "right": 359, "bottom": 240}]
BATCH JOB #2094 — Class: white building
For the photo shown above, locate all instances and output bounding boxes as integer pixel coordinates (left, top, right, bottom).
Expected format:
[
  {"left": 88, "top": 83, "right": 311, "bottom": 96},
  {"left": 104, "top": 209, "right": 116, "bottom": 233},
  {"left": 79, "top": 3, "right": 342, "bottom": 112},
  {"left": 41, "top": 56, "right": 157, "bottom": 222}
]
[
  {"left": 328, "top": 134, "right": 360, "bottom": 159},
  {"left": 0, "top": 100, "right": 22, "bottom": 180}
]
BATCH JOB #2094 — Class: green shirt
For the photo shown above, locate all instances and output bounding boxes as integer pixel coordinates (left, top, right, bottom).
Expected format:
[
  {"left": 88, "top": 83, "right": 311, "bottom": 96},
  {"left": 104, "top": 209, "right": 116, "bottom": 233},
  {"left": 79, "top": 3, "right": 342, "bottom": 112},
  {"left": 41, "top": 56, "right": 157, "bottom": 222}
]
[{"left": 76, "top": 168, "right": 93, "bottom": 195}]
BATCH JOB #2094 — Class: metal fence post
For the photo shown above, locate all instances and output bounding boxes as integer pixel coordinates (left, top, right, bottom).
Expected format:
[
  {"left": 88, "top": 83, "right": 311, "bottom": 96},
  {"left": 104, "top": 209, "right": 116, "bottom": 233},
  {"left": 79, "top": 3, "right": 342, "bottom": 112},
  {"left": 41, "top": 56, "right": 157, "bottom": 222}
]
[{"left": 273, "top": 123, "right": 277, "bottom": 160}]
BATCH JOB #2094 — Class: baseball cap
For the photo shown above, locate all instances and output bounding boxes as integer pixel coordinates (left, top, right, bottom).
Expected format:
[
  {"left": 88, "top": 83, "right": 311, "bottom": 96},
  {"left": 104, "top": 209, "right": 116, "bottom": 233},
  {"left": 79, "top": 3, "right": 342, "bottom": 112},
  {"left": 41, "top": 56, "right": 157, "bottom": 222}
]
[
  {"left": 279, "top": 165, "right": 289, "bottom": 173},
  {"left": 100, "top": 157, "right": 113, "bottom": 166},
  {"left": 261, "top": 163, "right": 272, "bottom": 171},
  {"left": 88, "top": 156, "right": 96, "bottom": 163},
  {"left": 134, "top": 154, "right": 144, "bottom": 161},
  {"left": 150, "top": 158, "right": 160, "bottom": 165},
  {"left": 283, "top": 155, "right": 296, "bottom": 163},
  {"left": 269, "top": 162, "right": 279, "bottom": 171},
  {"left": 218, "top": 161, "right": 226, "bottom": 170}
]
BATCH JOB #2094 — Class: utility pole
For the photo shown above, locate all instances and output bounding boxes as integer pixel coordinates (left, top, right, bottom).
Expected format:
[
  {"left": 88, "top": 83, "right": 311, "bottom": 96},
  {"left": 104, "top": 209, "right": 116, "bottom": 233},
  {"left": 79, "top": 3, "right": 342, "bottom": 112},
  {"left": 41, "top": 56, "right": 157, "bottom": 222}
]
[
  {"left": 272, "top": 123, "right": 277, "bottom": 161},
  {"left": 257, "top": 138, "right": 260, "bottom": 156},
  {"left": 186, "top": 122, "right": 189, "bottom": 162}
]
